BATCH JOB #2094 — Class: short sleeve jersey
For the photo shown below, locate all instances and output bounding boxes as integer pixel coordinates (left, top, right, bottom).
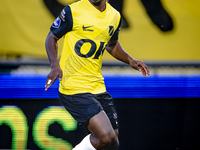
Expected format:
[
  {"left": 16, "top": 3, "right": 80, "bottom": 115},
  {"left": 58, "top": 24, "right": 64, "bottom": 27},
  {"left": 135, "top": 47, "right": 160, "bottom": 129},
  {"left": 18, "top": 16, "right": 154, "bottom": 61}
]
[{"left": 50, "top": 0, "right": 121, "bottom": 95}]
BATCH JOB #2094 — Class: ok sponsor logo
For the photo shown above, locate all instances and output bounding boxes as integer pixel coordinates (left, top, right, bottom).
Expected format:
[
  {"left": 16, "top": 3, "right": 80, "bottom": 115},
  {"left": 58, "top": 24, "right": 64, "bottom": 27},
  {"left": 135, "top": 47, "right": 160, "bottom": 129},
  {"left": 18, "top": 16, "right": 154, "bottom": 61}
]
[{"left": 75, "top": 39, "right": 106, "bottom": 59}]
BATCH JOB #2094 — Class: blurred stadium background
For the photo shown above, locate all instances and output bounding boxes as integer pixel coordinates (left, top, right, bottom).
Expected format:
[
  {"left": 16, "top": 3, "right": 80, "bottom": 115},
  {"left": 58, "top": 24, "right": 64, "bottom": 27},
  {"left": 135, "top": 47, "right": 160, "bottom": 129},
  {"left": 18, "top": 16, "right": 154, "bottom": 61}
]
[{"left": 0, "top": 0, "right": 200, "bottom": 150}]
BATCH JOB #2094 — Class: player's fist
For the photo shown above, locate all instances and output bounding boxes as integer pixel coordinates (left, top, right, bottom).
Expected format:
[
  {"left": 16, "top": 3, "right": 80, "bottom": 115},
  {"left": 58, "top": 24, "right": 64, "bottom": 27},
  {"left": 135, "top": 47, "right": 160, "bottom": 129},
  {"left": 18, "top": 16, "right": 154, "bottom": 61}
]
[{"left": 45, "top": 66, "right": 63, "bottom": 91}]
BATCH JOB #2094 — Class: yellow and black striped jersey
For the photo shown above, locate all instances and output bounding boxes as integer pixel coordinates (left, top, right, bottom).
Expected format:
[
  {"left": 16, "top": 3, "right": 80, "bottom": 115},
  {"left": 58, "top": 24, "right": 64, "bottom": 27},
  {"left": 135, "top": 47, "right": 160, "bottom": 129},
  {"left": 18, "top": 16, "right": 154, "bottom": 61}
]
[{"left": 50, "top": 0, "right": 121, "bottom": 95}]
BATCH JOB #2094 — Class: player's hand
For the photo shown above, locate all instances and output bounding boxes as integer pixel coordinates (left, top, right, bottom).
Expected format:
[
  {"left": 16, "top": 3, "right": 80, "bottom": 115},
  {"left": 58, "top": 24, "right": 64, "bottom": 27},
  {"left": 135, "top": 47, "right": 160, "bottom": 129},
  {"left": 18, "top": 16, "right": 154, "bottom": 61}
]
[
  {"left": 45, "top": 66, "right": 63, "bottom": 91},
  {"left": 129, "top": 59, "right": 150, "bottom": 77}
]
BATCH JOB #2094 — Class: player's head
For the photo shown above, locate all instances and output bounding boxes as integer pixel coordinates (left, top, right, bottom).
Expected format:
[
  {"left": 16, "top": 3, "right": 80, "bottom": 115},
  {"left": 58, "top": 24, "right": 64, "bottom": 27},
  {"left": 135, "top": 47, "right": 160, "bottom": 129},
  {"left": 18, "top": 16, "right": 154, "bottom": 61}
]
[
  {"left": 89, "top": 0, "right": 102, "bottom": 2},
  {"left": 89, "top": 0, "right": 104, "bottom": 6}
]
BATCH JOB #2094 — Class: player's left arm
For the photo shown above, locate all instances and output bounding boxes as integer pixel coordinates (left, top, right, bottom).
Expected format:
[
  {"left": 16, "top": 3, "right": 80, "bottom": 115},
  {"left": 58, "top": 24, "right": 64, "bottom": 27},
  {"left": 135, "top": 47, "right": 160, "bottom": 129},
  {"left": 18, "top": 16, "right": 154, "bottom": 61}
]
[{"left": 106, "top": 40, "right": 150, "bottom": 77}]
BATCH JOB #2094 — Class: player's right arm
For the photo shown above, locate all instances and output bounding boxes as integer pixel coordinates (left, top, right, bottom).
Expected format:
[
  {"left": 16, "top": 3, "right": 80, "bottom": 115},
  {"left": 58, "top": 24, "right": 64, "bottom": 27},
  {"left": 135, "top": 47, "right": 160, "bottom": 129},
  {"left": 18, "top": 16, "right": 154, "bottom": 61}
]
[
  {"left": 45, "top": 31, "right": 62, "bottom": 91},
  {"left": 45, "top": 5, "right": 73, "bottom": 91}
]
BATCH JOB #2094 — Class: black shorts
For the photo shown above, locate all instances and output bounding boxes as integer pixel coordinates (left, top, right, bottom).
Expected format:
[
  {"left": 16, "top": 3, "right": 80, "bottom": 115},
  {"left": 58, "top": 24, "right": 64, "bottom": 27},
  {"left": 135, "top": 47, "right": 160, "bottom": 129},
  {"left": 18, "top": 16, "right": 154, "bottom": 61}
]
[{"left": 59, "top": 91, "right": 118, "bottom": 130}]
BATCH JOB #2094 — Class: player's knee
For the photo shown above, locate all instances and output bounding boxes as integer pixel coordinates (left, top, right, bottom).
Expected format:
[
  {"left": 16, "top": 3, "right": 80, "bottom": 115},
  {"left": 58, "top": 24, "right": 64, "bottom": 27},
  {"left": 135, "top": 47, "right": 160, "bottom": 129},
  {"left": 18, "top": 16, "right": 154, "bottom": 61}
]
[
  {"left": 111, "top": 135, "right": 119, "bottom": 150},
  {"left": 99, "top": 131, "right": 119, "bottom": 149}
]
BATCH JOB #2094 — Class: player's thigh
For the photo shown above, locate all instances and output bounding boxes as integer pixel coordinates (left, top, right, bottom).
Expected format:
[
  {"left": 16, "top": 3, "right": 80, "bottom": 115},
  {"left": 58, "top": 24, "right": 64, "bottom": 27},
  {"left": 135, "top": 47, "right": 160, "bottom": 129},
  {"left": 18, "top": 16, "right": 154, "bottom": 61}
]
[{"left": 88, "top": 110, "right": 115, "bottom": 139}]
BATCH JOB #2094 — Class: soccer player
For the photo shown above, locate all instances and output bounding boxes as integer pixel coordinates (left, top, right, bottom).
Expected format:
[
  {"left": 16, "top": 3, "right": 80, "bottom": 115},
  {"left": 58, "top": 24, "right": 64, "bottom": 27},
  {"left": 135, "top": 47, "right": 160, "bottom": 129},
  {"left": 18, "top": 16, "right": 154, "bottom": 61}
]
[{"left": 45, "top": 0, "right": 150, "bottom": 149}]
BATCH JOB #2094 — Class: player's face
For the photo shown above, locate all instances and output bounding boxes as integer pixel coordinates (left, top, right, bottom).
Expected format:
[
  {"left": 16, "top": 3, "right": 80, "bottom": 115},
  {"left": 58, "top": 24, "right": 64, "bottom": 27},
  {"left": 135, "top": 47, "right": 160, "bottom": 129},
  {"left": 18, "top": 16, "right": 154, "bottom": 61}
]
[
  {"left": 89, "top": 0, "right": 103, "bottom": 5},
  {"left": 90, "top": 0, "right": 102, "bottom": 3}
]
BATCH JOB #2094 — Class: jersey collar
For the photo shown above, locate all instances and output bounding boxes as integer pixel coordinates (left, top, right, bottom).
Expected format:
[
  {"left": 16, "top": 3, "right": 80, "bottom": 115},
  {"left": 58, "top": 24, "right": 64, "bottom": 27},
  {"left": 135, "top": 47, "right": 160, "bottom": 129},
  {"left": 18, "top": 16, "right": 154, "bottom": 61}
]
[{"left": 85, "top": 0, "right": 107, "bottom": 18}]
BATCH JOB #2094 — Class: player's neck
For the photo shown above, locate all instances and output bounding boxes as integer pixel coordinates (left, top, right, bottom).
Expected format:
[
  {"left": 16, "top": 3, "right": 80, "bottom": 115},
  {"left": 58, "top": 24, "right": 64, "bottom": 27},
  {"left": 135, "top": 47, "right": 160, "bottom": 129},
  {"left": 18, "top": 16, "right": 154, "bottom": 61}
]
[{"left": 88, "top": 0, "right": 106, "bottom": 12}]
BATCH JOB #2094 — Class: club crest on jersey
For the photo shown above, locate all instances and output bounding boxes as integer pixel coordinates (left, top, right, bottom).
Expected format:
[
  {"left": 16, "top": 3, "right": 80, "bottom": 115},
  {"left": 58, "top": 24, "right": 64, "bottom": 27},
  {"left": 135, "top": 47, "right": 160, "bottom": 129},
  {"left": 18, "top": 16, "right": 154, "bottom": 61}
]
[
  {"left": 109, "top": 26, "right": 114, "bottom": 36},
  {"left": 52, "top": 17, "right": 61, "bottom": 28}
]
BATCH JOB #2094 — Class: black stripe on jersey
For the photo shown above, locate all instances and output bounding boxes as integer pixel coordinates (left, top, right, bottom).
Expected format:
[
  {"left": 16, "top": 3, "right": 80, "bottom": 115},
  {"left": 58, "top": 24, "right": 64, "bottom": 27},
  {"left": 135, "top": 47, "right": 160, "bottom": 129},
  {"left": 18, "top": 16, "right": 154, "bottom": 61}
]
[
  {"left": 50, "top": 5, "right": 73, "bottom": 39},
  {"left": 110, "top": 17, "right": 122, "bottom": 41}
]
